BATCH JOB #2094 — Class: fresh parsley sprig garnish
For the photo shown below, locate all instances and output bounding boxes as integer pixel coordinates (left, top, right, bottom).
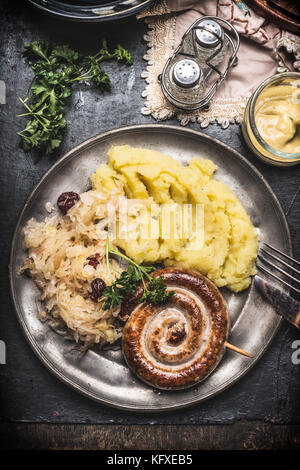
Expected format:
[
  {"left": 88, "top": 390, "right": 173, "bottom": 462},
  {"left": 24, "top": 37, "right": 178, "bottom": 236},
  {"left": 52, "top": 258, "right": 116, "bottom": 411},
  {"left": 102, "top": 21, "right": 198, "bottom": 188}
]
[
  {"left": 103, "top": 239, "right": 174, "bottom": 310},
  {"left": 17, "top": 40, "right": 132, "bottom": 156}
]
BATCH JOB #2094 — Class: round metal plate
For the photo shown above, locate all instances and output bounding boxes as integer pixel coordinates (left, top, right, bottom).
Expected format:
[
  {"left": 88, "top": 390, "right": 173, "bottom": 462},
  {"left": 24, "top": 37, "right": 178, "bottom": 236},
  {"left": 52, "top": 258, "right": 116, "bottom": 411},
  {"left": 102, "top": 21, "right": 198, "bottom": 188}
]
[{"left": 9, "top": 125, "right": 291, "bottom": 411}]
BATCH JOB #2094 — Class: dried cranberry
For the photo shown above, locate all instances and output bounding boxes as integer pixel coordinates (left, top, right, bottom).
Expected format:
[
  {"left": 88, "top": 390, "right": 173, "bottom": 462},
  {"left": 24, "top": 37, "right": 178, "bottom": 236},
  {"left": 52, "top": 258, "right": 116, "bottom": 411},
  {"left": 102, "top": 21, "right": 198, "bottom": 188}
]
[
  {"left": 87, "top": 254, "right": 100, "bottom": 269},
  {"left": 89, "top": 278, "right": 106, "bottom": 302},
  {"left": 57, "top": 192, "right": 80, "bottom": 214},
  {"left": 89, "top": 292, "right": 100, "bottom": 303}
]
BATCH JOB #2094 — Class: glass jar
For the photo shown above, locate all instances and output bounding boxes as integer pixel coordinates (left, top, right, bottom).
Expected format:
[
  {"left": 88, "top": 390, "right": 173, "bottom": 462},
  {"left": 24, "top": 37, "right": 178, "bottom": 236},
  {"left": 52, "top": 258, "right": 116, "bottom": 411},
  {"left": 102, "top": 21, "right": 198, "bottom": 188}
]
[{"left": 242, "top": 72, "right": 300, "bottom": 167}]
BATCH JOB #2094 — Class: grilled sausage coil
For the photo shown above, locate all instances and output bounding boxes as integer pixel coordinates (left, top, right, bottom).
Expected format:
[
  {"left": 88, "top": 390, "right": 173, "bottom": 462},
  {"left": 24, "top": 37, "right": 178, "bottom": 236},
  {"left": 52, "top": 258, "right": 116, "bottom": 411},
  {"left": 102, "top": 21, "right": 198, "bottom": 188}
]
[{"left": 122, "top": 268, "right": 229, "bottom": 390}]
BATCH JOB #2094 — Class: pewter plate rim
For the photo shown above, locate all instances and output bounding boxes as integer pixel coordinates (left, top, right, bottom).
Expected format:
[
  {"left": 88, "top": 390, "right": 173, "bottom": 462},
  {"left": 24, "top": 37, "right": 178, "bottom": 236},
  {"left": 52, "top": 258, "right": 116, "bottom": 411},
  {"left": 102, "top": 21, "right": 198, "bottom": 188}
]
[{"left": 9, "top": 124, "right": 291, "bottom": 412}]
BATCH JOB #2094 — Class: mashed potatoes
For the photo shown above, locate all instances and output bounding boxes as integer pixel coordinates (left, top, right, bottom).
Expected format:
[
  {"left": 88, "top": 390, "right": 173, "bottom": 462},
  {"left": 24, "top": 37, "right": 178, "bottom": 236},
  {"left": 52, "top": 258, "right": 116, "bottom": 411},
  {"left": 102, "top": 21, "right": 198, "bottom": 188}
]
[{"left": 92, "top": 146, "right": 258, "bottom": 292}]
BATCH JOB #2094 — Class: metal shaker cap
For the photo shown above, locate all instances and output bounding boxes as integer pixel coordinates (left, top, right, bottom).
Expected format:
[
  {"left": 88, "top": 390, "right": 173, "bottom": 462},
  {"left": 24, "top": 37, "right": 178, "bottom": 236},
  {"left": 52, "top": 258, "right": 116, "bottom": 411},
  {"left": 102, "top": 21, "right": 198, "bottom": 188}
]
[
  {"left": 172, "top": 59, "right": 201, "bottom": 88},
  {"left": 195, "top": 19, "right": 224, "bottom": 48}
]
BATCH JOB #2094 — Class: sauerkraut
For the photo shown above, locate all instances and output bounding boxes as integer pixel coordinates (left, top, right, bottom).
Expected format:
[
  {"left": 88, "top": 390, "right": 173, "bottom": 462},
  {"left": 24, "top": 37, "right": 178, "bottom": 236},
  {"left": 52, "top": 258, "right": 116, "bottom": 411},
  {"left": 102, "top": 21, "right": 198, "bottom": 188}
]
[{"left": 22, "top": 187, "right": 124, "bottom": 349}]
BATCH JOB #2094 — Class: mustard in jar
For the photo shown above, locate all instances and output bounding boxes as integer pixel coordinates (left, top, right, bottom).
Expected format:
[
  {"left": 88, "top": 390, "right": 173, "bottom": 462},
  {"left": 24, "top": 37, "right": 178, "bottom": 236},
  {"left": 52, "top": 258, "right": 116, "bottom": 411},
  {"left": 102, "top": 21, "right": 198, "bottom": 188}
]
[{"left": 242, "top": 72, "right": 300, "bottom": 166}]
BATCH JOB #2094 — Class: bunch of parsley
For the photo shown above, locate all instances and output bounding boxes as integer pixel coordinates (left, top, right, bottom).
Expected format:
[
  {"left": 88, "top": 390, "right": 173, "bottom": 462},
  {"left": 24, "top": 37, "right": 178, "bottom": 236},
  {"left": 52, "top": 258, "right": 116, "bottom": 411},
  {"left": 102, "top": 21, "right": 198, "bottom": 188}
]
[
  {"left": 103, "top": 239, "right": 174, "bottom": 310},
  {"left": 17, "top": 40, "right": 132, "bottom": 155}
]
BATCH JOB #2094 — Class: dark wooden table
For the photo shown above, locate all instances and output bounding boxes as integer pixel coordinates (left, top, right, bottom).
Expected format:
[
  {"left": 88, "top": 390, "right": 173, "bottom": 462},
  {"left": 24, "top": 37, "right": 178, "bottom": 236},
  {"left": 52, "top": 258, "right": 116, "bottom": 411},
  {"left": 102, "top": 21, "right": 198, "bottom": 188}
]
[{"left": 0, "top": 1, "right": 300, "bottom": 451}]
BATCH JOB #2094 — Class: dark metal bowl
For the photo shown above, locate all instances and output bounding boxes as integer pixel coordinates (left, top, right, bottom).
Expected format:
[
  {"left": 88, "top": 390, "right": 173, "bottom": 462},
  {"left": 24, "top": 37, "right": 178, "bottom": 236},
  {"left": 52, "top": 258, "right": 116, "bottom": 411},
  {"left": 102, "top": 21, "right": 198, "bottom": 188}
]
[{"left": 28, "top": 0, "right": 155, "bottom": 22}]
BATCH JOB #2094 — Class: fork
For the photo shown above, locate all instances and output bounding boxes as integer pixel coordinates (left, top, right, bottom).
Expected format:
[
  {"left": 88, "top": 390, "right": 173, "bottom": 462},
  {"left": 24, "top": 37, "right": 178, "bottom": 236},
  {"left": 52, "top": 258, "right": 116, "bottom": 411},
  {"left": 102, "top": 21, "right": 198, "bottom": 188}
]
[
  {"left": 257, "top": 242, "right": 300, "bottom": 295},
  {"left": 254, "top": 242, "right": 300, "bottom": 329}
]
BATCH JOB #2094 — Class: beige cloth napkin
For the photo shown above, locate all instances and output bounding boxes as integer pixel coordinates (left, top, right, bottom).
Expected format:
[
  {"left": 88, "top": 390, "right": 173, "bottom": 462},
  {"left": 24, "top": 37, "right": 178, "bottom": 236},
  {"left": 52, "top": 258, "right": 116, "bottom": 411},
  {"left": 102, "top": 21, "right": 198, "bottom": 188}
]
[{"left": 137, "top": 0, "right": 300, "bottom": 127}]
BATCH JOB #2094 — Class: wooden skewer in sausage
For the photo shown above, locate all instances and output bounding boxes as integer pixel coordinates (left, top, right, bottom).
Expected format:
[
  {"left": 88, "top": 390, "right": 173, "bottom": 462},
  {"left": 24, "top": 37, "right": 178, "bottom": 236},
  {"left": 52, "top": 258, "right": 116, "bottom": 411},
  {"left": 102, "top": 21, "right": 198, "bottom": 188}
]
[{"left": 225, "top": 342, "right": 253, "bottom": 358}]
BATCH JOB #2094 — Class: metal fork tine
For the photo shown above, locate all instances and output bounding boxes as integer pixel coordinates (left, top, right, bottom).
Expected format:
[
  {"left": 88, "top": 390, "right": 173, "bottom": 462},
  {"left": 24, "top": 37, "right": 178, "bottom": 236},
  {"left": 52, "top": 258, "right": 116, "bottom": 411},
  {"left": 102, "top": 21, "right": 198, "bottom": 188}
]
[
  {"left": 260, "top": 247, "right": 300, "bottom": 276},
  {"left": 256, "top": 262, "right": 300, "bottom": 295},
  {"left": 257, "top": 253, "right": 300, "bottom": 286},
  {"left": 264, "top": 243, "right": 300, "bottom": 268}
]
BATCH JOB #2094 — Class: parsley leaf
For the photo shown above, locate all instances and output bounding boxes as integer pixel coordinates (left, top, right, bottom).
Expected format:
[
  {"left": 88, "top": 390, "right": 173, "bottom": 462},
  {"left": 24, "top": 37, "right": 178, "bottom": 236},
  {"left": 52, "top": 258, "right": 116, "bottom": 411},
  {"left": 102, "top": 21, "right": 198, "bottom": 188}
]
[
  {"left": 23, "top": 40, "right": 51, "bottom": 63},
  {"left": 18, "top": 39, "right": 132, "bottom": 156},
  {"left": 102, "top": 241, "right": 173, "bottom": 310},
  {"left": 50, "top": 45, "right": 79, "bottom": 64},
  {"left": 140, "top": 277, "right": 174, "bottom": 305}
]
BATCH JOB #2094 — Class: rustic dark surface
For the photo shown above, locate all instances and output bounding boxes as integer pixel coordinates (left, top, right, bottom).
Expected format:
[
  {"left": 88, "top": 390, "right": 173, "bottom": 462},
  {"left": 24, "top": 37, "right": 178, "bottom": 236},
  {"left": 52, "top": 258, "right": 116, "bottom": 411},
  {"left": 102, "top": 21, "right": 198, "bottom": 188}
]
[
  {"left": 1, "top": 422, "right": 300, "bottom": 450},
  {"left": 0, "top": 0, "right": 300, "bottom": 450}
]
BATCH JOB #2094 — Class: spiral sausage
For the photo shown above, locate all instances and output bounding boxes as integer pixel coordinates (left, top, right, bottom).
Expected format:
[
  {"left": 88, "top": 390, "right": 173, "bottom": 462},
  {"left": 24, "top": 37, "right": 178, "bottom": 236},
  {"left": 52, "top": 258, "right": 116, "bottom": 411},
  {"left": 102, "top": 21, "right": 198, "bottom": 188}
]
[{"left": 121, "top": 268, "right": 230, "bottom": 390}]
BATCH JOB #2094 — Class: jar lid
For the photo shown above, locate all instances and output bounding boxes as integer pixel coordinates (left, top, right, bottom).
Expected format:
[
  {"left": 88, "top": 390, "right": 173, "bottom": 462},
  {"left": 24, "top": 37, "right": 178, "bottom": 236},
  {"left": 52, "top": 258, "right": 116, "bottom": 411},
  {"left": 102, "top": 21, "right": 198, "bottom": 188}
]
[
  {"left": 195, "top": 19, "right": 224, "bottom": 48},
  {"left": 172, "top": 60, "right": 201, "bottom": 88}
]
